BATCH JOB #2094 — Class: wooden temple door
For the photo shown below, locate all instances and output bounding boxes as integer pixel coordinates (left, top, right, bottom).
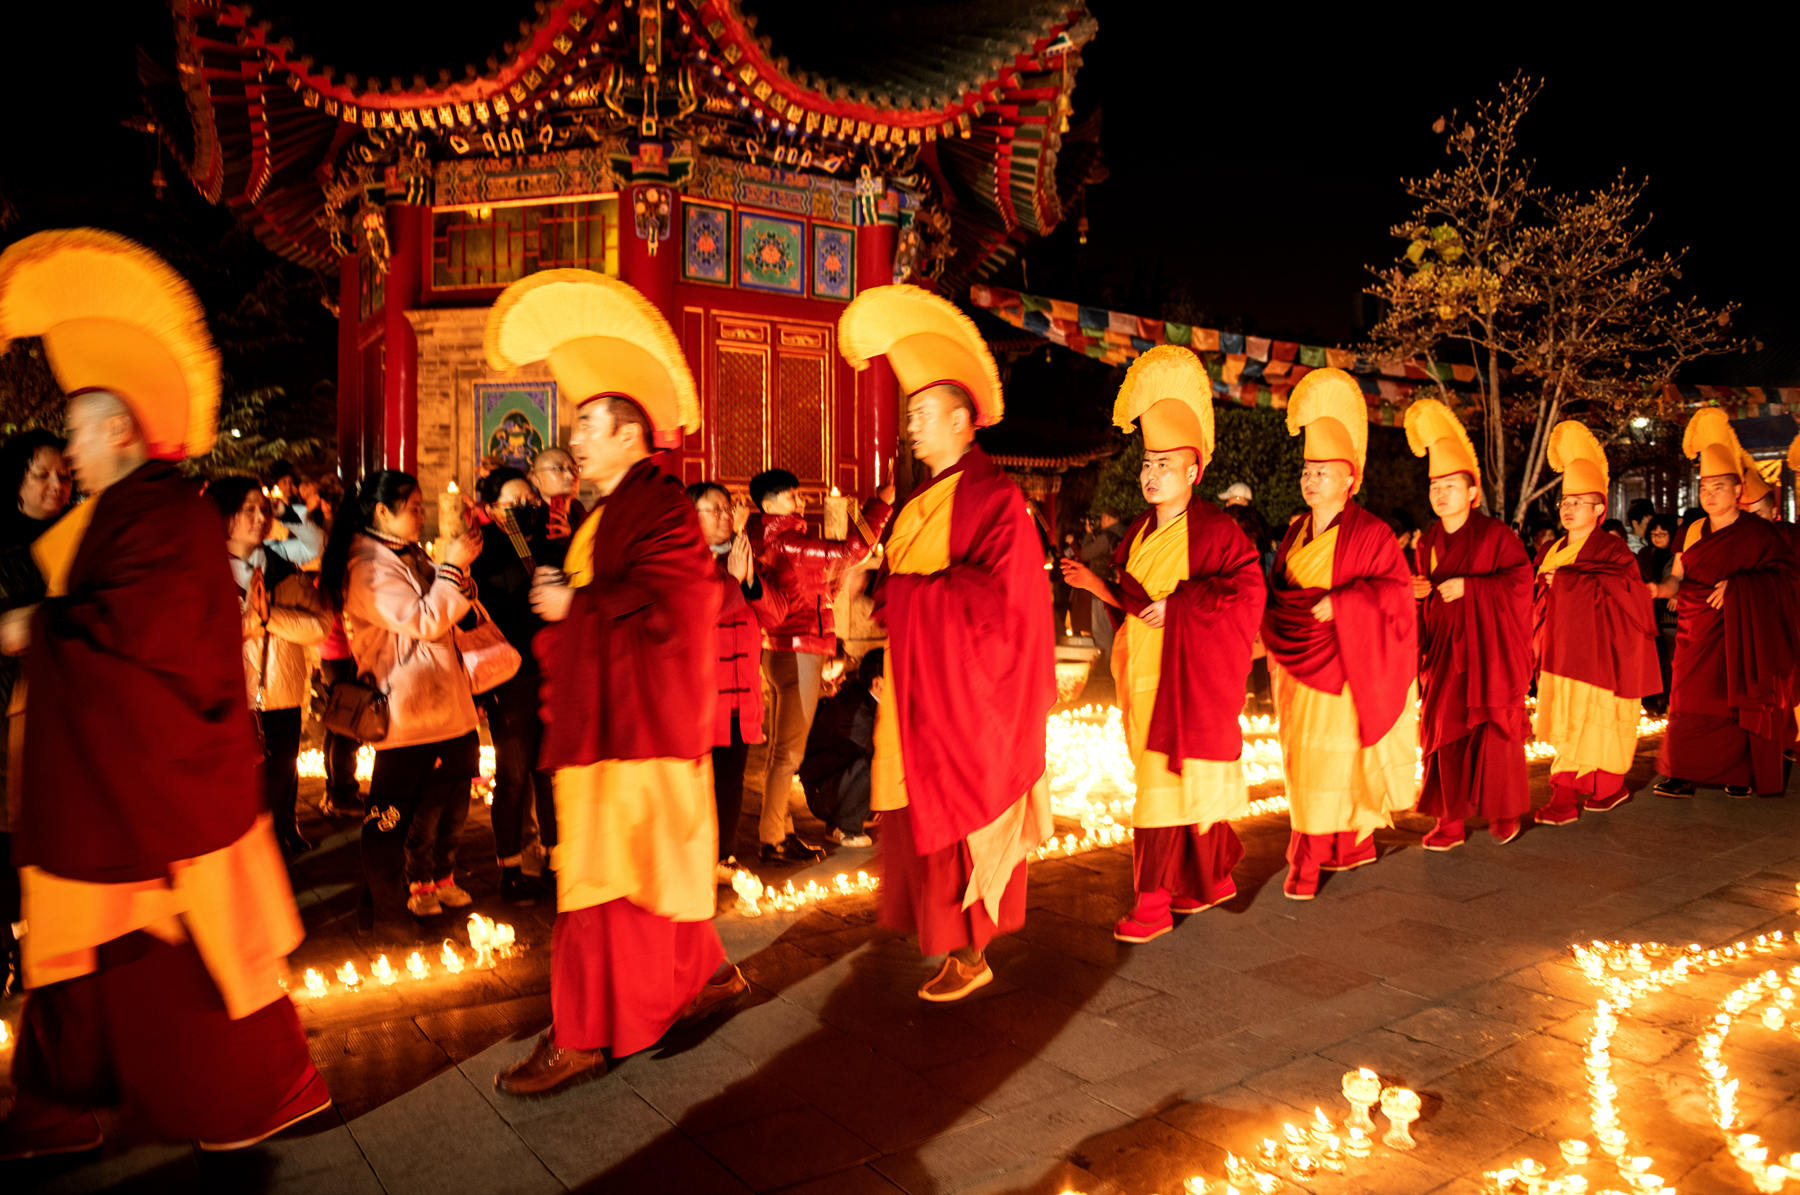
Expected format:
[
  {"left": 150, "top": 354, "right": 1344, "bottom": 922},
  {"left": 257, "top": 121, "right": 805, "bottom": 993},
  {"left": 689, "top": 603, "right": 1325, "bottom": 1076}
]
[{"left": 703, "top": 313, "right": 834, "bottom": 494}]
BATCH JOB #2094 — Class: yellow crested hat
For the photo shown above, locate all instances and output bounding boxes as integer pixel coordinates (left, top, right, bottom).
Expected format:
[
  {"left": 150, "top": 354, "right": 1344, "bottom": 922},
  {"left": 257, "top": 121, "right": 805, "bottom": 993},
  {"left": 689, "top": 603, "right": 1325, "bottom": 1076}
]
[
  {"left": 0, "top": 228, "right": 220, "bottom": 460},
  {"left": 1285, "top": 367, "right": 1368, "bottom": 493},
  {"left": 839, "top": 284, "right": 1002, "bottom": 426},
  {"left": 1546, "top": 420, "right": 1609, "bottom": 498},
  {"left": 1113, "top": 345, "right": 1214, "bottom": 466},
  {"left": 1737, "top": 450, "right": 1774, "bottom": 508},
  {"left": 1680, "top": 406, "right": 1744, "bottom": 480},
  {"left": 485, "top": 270, "right": 698, "bottom": 449},
  {"left": 1403, "top": 397, "right": 1480, "bottom": 491}
]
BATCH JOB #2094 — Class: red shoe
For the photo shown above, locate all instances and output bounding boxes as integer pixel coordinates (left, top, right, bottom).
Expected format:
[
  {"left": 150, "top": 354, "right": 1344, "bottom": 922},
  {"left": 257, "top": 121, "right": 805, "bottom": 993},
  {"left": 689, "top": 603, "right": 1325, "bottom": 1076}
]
[
  {"left": 0, "top": 1103, "right": 102, "bottom": 1162},
  {"left": 1583, "top": 788, "right": 1631, "bottom": 812},
  {"left": 1113, "top": 911, "right": 1173, "bottom": 943},
  {"left": 1283, "top": 866, "right": 1319, "bottom": 901},
  {"left": 1489, "top": 818, "right": 1523, "bottom": 846},
  {"left": 1171, "top": 884, "right": 1237, "bottom": 914},
  {"left": 1322, "top": 837, "right": 1380, "bottom": 870},
  {"left": 197, "top": 1067, "right": 332, "bottom": 1150},
  {"left": 1534, "top": 799, "right": 1580, "bottom": 826},
  {"left": 1420, "top": 820, "right": 1465, "bottom": 852}
]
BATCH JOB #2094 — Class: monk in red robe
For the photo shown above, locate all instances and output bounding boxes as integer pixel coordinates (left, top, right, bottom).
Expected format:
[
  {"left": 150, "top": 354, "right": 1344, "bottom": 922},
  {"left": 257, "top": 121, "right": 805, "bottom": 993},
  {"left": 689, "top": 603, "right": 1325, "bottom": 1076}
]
[
  {"left": 1652, "top": 408, "right": 1799, "bottom": 799},
  {"left": 1063, "top": 347, "right": 1265, "bottom": 942},
  {"left": 1404, "top": 399, "right": 1532, "bottom": 848},
  {"left": 0, "top": 231, "right": 327, "bottom": 1158},
  {"left": 487, "top": 271, "right": 744, "bottom": 1097},
  {"left": 1263, "top": 369, "right": 1419, "bottom": 899},
  {"left": 1532, "top": 421, "right": 1661, "bottom": 824},
  {"left": 841, "top": 284, "right": 1054, "bottom": 1002}
]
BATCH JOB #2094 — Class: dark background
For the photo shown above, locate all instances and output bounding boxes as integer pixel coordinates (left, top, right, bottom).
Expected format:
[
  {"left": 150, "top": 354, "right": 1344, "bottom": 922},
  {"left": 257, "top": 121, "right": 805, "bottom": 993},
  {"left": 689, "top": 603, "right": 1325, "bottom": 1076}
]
[{"left": 3, "top": 2, "right": 1791, "bottom": 450}]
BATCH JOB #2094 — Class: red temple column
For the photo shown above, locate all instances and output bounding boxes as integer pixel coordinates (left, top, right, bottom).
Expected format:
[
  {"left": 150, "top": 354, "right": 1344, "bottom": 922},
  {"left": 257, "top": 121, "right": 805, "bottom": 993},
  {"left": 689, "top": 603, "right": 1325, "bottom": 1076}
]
[
  {"left": 336, "top": 252, "right": 361, "bottom": 484},
  {"left": 618, "top": 183, "right": 677, "bottom": 320},
  {"left": 382, "top": 203, "right": 424, "bottom": 473},
  {"left": 855, "top": 197, "right": 899, "bottom": 489}
]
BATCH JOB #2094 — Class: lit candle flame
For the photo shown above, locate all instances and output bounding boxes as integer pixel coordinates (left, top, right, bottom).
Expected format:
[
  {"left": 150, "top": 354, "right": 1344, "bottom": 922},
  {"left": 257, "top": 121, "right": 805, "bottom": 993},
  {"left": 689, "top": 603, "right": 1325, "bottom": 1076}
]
[{"left": 407, "top": 951, "right": 429, "bottom": 980}]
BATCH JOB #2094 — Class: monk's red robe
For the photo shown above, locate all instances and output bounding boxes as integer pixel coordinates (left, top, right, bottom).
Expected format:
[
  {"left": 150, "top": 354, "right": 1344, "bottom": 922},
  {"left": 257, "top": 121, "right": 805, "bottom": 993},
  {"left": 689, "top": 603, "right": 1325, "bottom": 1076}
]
[
  {"left": 1264, "top": 502, "right": 1418, "bottom": 751},
  {"left": 13, "top": 460, "right": 322, "bottom": 1143},
  {"left": 1659, "top": 514, "right": 1800, "bottom": 793},
  {"left": 1110, "top": 503, "right": 1265, "bottom": 899},
  {"left": 535, "top": 457, "right": 726, "bottom": 1054},
  {"left": 1415, "top": 512, "right": 1533, "bottom": 825},
  {"left": 873, "top": 447, "right": 1054, "bottom": 954}
]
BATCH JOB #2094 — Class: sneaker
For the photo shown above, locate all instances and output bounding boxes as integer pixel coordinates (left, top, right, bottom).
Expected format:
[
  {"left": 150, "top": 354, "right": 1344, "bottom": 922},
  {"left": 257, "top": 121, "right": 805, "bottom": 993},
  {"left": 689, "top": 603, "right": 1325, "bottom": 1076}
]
[
  {"left": 434, "top": 879, "right": 474, "bottom": 909},
  {"left": 1724, "top": 785, "right": 1754, "bottom": 799},
  {"left": 1113, "top": 912, "right": 1173, "bottom": 943},
  {"left": 829, "top": 828, "right": 874, "bottom": 848},
  {"left": 317, "top": 796, "right": 364, "bottom": 819},
  {"left": 759, "top": 834, "right": 826, "bottom": 865},
  {"left": 407, "top": 884, "right": 443, "bottom": 917},
  {"left": 1171, "top": 884, "right": 1237, "bottom": 914},
  {"left": 918, "top": 954, "right": 993, "bottom": 1003},
  {"left": 715, "top": 857, "right": 741, "bottom": 885},
  {"left": 1421, "top": 820, "right": 1467, "bottom": 851},
  {"left": 1489, "top": 818, "right": 1523, "bottom": 846},
  {"left": 1583, "top": 788, "right": 1632, "bottom": 813},
  {"left": 1653, "top": 777, "right": 1695, "bottom": 798}
]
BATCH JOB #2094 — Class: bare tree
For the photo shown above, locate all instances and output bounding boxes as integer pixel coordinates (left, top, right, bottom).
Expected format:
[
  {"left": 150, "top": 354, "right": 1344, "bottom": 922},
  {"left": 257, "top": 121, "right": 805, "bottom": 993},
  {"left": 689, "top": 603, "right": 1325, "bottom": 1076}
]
[{"left": 1364, "top": 74, "right": 1741, "bottom": 524}]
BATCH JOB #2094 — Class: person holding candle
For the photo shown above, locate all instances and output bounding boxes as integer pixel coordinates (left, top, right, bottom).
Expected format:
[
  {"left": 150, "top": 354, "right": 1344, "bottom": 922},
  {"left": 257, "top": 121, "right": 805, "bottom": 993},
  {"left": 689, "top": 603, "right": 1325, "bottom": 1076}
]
[
  {"left": 1404, "top": 399, "right": 1533, "bottom": 849},
  {"left": 1650, "top": 408, "right": 1799, "bottom": 798},
  {"left": 840, "top": 283, "right": 1055, "bottom": 1001},
  {"left": 486, "top": 269, "right": 745, "bottom": 1096},
  {"left": 1261, "top": 368, "right": 1419, "bottom": 900},
  {"left": 1531, "top": 422, "right": 1662, "bottom": 825},
  {"left": 0, "top": 230, "right": 328, "bottom": 1157},
  {"left": 1061, "top": 347, "right": 1265, "bottom": 943}
]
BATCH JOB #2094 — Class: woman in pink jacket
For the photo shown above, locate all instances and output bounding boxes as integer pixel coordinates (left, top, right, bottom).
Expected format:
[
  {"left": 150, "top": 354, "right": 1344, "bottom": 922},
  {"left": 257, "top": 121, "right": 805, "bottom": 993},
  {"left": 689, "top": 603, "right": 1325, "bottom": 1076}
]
[{"left": 319, "top": 471, "right": 483, "bottom": 924}]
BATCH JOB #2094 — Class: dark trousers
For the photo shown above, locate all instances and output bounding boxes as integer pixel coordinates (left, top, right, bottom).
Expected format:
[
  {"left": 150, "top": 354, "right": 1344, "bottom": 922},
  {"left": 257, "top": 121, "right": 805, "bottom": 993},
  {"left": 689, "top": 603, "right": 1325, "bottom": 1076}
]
[
  {"left": 712, "top": 722, "right": 750, "bottom": 862},
  {"left": 362, "top": 732, "right": 479, "bottom": 908},
  {"left": 804, "top": 757, "right": 871, "bottom": 836},
  {"left": 485, "top": 675, "right": 555, "bottom": 862},
  {"left": 320, "top": 658, "right": 363, "bottom": 804},
  {"left": 260, "top": 707, "right": 303, "bottom": 833}
]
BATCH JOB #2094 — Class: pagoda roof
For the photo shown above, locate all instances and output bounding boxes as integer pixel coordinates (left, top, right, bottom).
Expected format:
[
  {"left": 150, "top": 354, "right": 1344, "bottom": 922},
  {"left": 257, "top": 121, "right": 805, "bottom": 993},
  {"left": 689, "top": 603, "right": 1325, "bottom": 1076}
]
[{"left": 148, "top": 0, "right": 1099, "bottom": 286}]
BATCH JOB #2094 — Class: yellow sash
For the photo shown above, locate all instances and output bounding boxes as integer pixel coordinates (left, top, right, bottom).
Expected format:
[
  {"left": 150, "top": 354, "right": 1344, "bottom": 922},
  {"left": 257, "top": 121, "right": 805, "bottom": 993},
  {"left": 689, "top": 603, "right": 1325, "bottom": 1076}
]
[
  {"left": 32, "top": 498, "right": 100, "bottom": 598},
  {"left": 563, "top": 503, "right": 604, "bottom": 589}
]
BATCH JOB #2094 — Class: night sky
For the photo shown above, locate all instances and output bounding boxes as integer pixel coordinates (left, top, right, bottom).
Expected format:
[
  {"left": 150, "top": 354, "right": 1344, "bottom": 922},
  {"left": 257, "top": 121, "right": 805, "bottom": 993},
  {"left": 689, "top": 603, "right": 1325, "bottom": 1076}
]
[{"left": 3, "top": 3, "right": 1792, "bottom": 438}]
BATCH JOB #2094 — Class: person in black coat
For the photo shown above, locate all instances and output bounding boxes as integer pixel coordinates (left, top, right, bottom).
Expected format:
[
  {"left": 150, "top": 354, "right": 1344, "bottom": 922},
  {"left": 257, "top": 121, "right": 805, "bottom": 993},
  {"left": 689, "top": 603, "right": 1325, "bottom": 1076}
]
[{"left": 470, "top": 467, "right": 556, "bottom": 904}]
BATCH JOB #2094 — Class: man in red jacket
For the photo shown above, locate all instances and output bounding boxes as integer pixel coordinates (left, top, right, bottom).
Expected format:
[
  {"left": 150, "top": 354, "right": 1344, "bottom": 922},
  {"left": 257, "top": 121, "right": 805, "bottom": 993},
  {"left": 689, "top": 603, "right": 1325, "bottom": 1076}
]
[
  {"left": 742, "top": 468, "right": 892, "bottom": 863},
  {"left": 487, "top": 269, "right": 744, "bottom": 1097},
  {"left": 0, "top": 230, "right": 328, "bottom": 1158}
]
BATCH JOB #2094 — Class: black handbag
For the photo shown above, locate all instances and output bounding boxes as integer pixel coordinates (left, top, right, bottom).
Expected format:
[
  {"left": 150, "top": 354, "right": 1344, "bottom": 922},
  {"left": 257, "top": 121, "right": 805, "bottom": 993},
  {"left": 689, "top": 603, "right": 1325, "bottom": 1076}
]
[{"left": 321, "top": 675, "right": 389, "bottom": 742}]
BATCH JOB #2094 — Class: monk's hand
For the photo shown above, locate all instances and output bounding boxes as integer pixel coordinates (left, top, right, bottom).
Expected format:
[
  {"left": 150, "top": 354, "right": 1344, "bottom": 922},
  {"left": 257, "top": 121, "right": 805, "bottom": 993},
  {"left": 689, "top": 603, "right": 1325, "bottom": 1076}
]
[
  {"left": 1058, "top": 557, "right": 1098, "bottom": 593},
  {"left": 0, "top": 604, "right": 35, "bottom": 656},
  {"left": 727, "top": 532, "right": 754, "bottom": 585},
  {"left": 530, "top": 567, "right": 575, "bottom": 622},
  {"left": 1436, "top": 577, "right": 1466, "bottom": 602},
  {"left": 1311, "top": 595, "right": 1334, "bottom": 622},
  {"left": 1410, "top": 574, "right": 1431, "bottom": 599},
  {"left": 1139, "top": 599, "right": 1168, "bottom": 628},
  {"left": 1540, "top": 569, "right": 1556, "bottom": 586},
  {"left": 1707, "top": 578, "right": 1729, "bottom": 610}
]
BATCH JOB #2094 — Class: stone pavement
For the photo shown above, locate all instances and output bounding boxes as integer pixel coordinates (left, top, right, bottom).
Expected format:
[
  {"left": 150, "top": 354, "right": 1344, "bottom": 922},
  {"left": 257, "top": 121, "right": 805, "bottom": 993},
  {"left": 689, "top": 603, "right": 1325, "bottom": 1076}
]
[{"left": 8, "top": 731, "right": 1800, "bottom": 1194}]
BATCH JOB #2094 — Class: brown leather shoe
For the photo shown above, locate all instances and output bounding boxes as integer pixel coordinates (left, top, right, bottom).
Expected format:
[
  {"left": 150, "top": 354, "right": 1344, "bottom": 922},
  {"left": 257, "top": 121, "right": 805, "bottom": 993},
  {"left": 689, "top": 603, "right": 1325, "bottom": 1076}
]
[
  {"left": 494, "top": 1033, "right": 608, "bottom": 1098},
  {"left": 918, "top": 954, "right": 993, "bottom": 1002},
  {"left": 676, "top": 965, "right": 749, "bottom": 1027}
]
